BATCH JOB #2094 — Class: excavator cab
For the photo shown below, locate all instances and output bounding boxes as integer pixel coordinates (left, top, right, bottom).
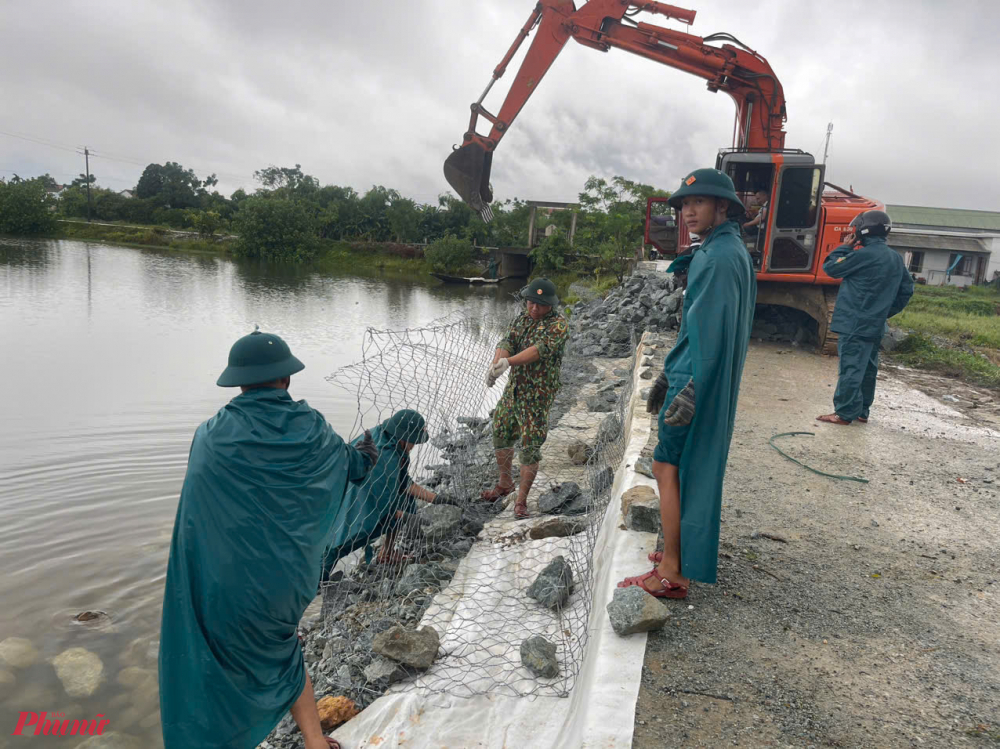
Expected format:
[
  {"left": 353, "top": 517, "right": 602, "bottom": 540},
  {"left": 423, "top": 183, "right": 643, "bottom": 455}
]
[{"left": 717, "top": 150, "right": 825, "bottom": 276}]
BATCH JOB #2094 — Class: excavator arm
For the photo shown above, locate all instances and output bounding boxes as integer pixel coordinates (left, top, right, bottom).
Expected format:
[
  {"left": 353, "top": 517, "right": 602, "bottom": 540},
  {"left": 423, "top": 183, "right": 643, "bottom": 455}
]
[{"left": 444, "top": 0, "right": 787, "bottom": 220}]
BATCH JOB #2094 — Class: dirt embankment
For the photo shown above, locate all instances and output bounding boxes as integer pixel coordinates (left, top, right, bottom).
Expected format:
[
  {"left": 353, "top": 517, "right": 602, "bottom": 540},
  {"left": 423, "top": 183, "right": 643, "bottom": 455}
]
[{"left": 633, "top": 341, "right": 999, "bottom": 748}]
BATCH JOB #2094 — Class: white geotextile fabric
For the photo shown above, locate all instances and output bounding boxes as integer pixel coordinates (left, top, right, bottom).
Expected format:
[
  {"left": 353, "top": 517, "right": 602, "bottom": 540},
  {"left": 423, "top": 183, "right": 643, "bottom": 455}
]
[{"left": 331, "top": 347, "right": 660, "bottom": 748}]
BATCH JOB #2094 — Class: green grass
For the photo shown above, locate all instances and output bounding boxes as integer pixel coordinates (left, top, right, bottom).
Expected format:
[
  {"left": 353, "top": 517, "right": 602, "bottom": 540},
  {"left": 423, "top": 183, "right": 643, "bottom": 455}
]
[
  {"left": 891, "top": 285, "right": 1000, "bottom": 350},
  {"left": 543, "top": 270, "right": 622, "bottom": 302},
  {"left": 51, "top": 221, "right": 228, "bottom": 254},
  {"left": 891, "top": 333, "right": 1000, "bottom": 388},
  {"left": 313, "top": 240, "right": 432, "bottom": 276}
]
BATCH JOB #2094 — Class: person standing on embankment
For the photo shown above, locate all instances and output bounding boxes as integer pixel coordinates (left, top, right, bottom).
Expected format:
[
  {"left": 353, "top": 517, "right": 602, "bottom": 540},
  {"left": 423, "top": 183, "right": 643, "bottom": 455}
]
[
  {"left": 817, "top": 209, "right": 913, "bottom": 425},
  {"left": 621, "top": 168, "right": 756, "bottom": 599},
  {"left": 158, "top": 330, "right": 376, "bottom": 749},
  {"left": 482, "top": 278, "right": 570, "bottom": 520}
]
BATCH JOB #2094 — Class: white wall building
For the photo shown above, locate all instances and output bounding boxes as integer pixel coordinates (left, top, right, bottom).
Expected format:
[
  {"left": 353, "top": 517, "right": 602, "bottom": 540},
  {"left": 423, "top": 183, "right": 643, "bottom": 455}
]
[{"left": 886, "top": 205, "right": 1000, "bottom": 287}]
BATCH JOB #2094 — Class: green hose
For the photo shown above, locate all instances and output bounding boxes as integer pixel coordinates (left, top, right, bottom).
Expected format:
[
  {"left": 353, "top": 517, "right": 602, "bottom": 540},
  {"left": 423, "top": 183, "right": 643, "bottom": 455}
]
[{"left": 768, "top": 431, "right": 869, "bottom": 484}]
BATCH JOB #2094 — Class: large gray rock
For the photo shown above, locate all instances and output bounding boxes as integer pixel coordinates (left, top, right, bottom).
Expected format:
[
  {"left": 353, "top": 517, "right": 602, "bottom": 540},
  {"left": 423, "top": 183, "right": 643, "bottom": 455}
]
[
  {"left": 0, "top": 637, "right": 39, "bottom": 669},
  {"left": 395, "top": 564, "right": 449, "bottom": 596},
  {"left": 881, "top": 327, "right": 909, "bottom": 352},
  {"left": 585, "top": 395, "right": 614, "bottom": 413},
  {"left": 626, "top": 494, "right": 660, "bottom": 533},
  {"left": 418, "top": 503, "right": 463, "bottom": 541},
  {"left": 526, "top": 556, "right": 574, "bottom": 610},
  {"left": 372, "top": 625, "right": 440, "bottom": 669},
  {"left": 606, "top": 322, "right": 631, "bottom": 343},
  {"left": 364, "top": 656, "right": 407, "bottom": 685},
  {"left": 520, "top": 636, "right": 559, "bottom": 678},
  {"left": 607, "top": 586, "right": 670, "bottom": 636},
  {"left": 538, "top": 482, "right": 582, "bottom": 514},
  {"left": 593, "top": 466, "right": 615, "bottom": 495},
  {"left": 51, "top": 648, "right": 104, "bottom": 698},
  {"left": 527, "top": 517, "right": 586, "bottom": 540},
  {"left": 634, "top": 456, "right": 654, "bottom": 479},
  {"left": 660, "top": 288, "right": 685, "bottom": 314}
]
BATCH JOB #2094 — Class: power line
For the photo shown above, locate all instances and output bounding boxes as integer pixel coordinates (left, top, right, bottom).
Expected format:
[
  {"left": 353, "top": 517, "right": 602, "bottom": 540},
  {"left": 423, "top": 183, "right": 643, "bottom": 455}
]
[{"left": 0, "top": 127, "right": 257, "bottom": 184}]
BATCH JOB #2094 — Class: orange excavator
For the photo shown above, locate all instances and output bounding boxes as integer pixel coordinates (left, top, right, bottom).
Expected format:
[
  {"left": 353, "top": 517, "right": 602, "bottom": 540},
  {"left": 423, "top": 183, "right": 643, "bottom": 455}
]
[{"left": 443, "top": 0, "right": 882, "bottom": 353}]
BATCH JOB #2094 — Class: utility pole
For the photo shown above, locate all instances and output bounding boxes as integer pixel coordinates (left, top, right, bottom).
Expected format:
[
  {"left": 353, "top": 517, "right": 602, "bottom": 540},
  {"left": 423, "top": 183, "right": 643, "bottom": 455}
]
[
  {"left": 822, "top": 122, "right": 833, "bottom": 164},
  {"left": 84, "top": 147, "right": 92, "bottom": 222}
]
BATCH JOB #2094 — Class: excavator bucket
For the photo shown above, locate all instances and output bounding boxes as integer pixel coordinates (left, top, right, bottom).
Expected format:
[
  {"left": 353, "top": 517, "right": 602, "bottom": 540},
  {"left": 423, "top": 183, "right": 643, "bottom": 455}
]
[{"left": 444, "top": 143, "right": 494, "bottom": 222}]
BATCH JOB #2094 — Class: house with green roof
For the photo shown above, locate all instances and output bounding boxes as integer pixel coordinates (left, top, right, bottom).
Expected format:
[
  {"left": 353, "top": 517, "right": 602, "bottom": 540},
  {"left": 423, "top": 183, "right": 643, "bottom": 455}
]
[{"left": 885, "top": 204, "right": 1000, "bottom": 286}]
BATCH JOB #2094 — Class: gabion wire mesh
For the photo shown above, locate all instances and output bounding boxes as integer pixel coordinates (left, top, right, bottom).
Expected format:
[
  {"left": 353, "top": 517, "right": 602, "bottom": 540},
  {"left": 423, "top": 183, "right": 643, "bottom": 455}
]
[{"left": 316, "top": 308, "right": 638, "bottom": 707}]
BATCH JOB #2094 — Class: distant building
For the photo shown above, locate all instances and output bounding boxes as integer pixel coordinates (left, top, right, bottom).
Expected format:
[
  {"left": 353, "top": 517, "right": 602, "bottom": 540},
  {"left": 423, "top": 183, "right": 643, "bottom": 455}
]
[
  {"left": 886, "top": 205, "right": 1000, "bottom": 286},
  {"left": 119, "top": 190, "right": 134, "bottom": 199}
]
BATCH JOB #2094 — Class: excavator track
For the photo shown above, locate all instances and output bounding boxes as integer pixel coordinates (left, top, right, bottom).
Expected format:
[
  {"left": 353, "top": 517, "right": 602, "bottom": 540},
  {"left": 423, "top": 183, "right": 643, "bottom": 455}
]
[{"left": 755, "top": 281, "right": 840, "bottom": 357}]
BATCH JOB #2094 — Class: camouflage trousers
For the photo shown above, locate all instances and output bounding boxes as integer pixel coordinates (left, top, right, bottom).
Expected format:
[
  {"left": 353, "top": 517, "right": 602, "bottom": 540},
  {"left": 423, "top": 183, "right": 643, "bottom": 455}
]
[{"left": 492, "top": 386, "right": 554, "bottom": 466}]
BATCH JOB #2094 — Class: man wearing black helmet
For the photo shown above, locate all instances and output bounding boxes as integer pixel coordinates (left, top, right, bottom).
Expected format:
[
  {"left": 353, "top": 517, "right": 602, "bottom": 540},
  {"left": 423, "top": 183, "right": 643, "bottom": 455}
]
[
  {"left": 159, "top": 329, "right": 376, "bottom": 749},
  {"left": 817, "top": 210, "right": 913, "bottom": 425}
]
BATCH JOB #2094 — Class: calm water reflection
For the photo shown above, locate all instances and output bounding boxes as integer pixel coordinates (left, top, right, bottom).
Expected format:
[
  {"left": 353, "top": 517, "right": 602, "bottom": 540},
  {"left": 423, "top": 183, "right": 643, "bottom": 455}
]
[{"left": 0, "top": 238, "right": 517, "bottom": 745}]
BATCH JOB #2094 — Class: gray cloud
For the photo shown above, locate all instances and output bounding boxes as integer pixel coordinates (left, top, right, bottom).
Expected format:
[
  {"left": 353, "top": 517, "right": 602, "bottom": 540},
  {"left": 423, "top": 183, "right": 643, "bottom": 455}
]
[{"left": 2, "top": 0, "right": 997, "bottom": 210}]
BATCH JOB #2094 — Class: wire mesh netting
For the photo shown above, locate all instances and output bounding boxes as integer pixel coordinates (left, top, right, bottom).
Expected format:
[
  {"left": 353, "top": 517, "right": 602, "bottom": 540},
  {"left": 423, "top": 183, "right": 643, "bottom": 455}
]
[{"left": 312, "top": 307, "right": 638, "bottom": 708}]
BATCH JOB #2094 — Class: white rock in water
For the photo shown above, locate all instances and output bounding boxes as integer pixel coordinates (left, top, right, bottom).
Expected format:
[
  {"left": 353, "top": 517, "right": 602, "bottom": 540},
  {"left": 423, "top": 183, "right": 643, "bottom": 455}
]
[
  {"left": 74, "top": 731, "right": 143, "bottom": 749},
  {"left": 0, "top": 637, "right": 40, "bottom": 668},
  {"left": 51, "top": 648, "right": 104, "bottom": 698}
]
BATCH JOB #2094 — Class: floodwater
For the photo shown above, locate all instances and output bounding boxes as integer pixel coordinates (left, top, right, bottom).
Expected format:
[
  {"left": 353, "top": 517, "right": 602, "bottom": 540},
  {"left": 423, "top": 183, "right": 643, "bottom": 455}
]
[{"left": 0, "top": 238, "right": 518, "bottom": 746}]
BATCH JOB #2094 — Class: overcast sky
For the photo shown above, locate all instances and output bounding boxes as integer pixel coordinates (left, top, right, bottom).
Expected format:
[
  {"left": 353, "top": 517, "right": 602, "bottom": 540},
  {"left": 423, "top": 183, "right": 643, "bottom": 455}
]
[{"left": 2, "top": 0, "right": 997, "bottom": 211}]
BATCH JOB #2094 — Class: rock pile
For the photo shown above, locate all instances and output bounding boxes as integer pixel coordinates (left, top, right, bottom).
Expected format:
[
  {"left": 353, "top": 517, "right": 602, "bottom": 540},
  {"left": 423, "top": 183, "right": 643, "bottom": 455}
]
[{"left": 567, "top": 270, "right": 684, "bottom": 358}]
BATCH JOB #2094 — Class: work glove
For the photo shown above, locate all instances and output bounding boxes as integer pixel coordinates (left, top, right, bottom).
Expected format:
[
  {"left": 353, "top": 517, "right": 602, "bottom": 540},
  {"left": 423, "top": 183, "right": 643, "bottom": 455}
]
[
  {"left": 662, "top": 378, "right": 695, "bottom": 427},
  {"left": 646, "top": 372, "right": 669, "bottom": 414},
  {"left": 486, "top": 358, "right": 510, "bottom": 388},
  {"left": 357, "top": 429, "right": 379, "bottom": 467}
]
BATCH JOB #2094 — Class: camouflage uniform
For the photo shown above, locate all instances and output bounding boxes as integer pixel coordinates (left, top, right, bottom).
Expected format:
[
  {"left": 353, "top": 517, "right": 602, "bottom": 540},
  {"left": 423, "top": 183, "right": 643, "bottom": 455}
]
[{"left": 492, "top": 309, "right": 570, "bottom": 465}]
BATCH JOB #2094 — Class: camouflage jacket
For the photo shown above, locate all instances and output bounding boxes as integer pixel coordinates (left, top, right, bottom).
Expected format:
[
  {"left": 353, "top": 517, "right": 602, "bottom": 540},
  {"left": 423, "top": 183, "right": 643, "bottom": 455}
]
[{"left": 497, "top": 309, "right": 570, "bottom": 403}]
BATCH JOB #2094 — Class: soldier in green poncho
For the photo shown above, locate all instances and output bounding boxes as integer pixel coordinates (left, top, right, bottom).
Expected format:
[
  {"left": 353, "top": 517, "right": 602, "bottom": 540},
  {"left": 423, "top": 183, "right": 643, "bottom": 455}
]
[
  {"left": 321, "top": 409, "right": 448, "bottom": 577},
  {"left": 159, "top": 330, "right": 377, "bottom": 749},
  {"left": 482, "top": 278, "right": 570, "bottom": 519},
  {"left": 619, "top": 169, "right": 756, "bottom": 599}
]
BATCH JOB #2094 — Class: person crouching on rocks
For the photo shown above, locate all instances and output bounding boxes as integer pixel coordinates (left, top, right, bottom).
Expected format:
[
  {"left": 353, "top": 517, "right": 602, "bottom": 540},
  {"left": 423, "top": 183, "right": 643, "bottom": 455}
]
[
  {"left": 482, "top": 278, "right": 570, "bottom": 520},
  {"left": 321, "top": 409, "right": 452, "bottom": 577},
  {"left": 619, "top": 169, "right": 756, "bottom": 600}
]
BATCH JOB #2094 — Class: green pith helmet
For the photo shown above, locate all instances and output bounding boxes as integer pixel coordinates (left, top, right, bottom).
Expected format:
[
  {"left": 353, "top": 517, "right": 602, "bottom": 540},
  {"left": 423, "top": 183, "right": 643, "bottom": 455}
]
[
  {"left": 522, "top": 277, "right": 559, "bottom": 307},
  {"left": 667, "top": 168, "right": 745, "bottom": 215},
  {"left": 385, "top": 409, "right": 429, "bottom": 444},
  {"left": 216, "top": 329, "right": 305, "bottom": 387}
]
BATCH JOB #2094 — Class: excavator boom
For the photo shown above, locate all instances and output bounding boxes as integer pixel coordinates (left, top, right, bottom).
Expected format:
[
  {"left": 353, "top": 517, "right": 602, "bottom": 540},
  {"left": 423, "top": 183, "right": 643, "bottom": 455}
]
[{"left": 444, "top": 0, "right": 787, "bottom": 219}]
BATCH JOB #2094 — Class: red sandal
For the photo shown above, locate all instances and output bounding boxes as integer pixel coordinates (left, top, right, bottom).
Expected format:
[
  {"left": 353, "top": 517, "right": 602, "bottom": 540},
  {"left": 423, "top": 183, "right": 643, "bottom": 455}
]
[
  {"left": 480, "top": 484, "right": 514, "bottom": 502},
  {"left": 647, "top": 551, "right": 663, "bottom": 564},
  {"left": 617, "top": 567, "right": 688, "bottom": 599},
  {"left": 514, "top": 501, "right": 530, "bottom": 520},
  {"left": 326, "top": 739, "right": 342, "bottom": 748}
]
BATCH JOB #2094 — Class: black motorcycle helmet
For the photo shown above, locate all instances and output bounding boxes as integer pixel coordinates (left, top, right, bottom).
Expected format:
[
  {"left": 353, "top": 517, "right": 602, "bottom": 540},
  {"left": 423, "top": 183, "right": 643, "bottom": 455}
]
[{"left": 849, "top": 209, "right": 892, "bottom": 239}]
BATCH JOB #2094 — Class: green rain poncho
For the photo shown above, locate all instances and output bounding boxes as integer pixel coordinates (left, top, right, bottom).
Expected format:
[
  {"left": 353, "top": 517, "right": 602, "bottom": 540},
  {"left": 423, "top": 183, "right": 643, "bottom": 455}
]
[
  {"left": 321, "top": 422, "right": 416, "bottom": 578},
  {"left": 159, "top": 388, "right": 370, "bottom": 749},
  {"left": 656, "top": 220, "right": 756, "bottom": 583}
]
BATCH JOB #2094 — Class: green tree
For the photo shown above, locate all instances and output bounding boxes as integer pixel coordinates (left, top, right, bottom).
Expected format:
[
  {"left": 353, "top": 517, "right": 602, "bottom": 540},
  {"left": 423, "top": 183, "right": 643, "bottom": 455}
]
[
  {"left": 135, "top": 162, "right": 204, "bottom": 209},
  {"left": 0, "top": 178, "right": 57, "bottom": 235},
  {"left": 425, "top": 234, "right": 474, "bottom": 273},
  {"left": 232, "top": 197, "right": 318, "bottom": 262},
  {"left": 254, "top": 164, "right": 319, "bottom": 193},
  {"left": 386, "top": 197, "right": 421, "bottom": 243},
  {"left": 530, "top": 228, "right": 571, "bottom": 273},
  {"left": 188, "top": 210, "right": 223, "bottom": 238},
  {"left": 71, "top": 173, "right": 96, "bottom": 188}
]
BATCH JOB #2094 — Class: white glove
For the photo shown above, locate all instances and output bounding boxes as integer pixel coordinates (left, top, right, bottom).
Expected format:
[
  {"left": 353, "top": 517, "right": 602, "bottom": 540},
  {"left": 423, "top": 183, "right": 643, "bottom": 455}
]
[{"left": 486, "top": 358, "right": 510, "bottom": 388}]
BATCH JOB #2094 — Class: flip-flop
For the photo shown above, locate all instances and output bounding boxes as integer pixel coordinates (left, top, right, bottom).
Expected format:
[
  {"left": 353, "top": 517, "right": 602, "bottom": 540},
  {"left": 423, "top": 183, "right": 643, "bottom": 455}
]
[
  {"left": 326, "top": 739, "right": 342, "bottom": 748},
  {"left": 514, "top": 501, "right": 530, "bottom": 520},
  {"left": 479, "top": 484, "right": 515, "bottom": 502},
  {"left": 857, "top": 417, "right": 868, "bottom": 423},
  {"left": 617, "top": 567, "right": 688, "bottom": 599},
  {"left": 816, "top": 413, "right": 852, "bottom": 425}
]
